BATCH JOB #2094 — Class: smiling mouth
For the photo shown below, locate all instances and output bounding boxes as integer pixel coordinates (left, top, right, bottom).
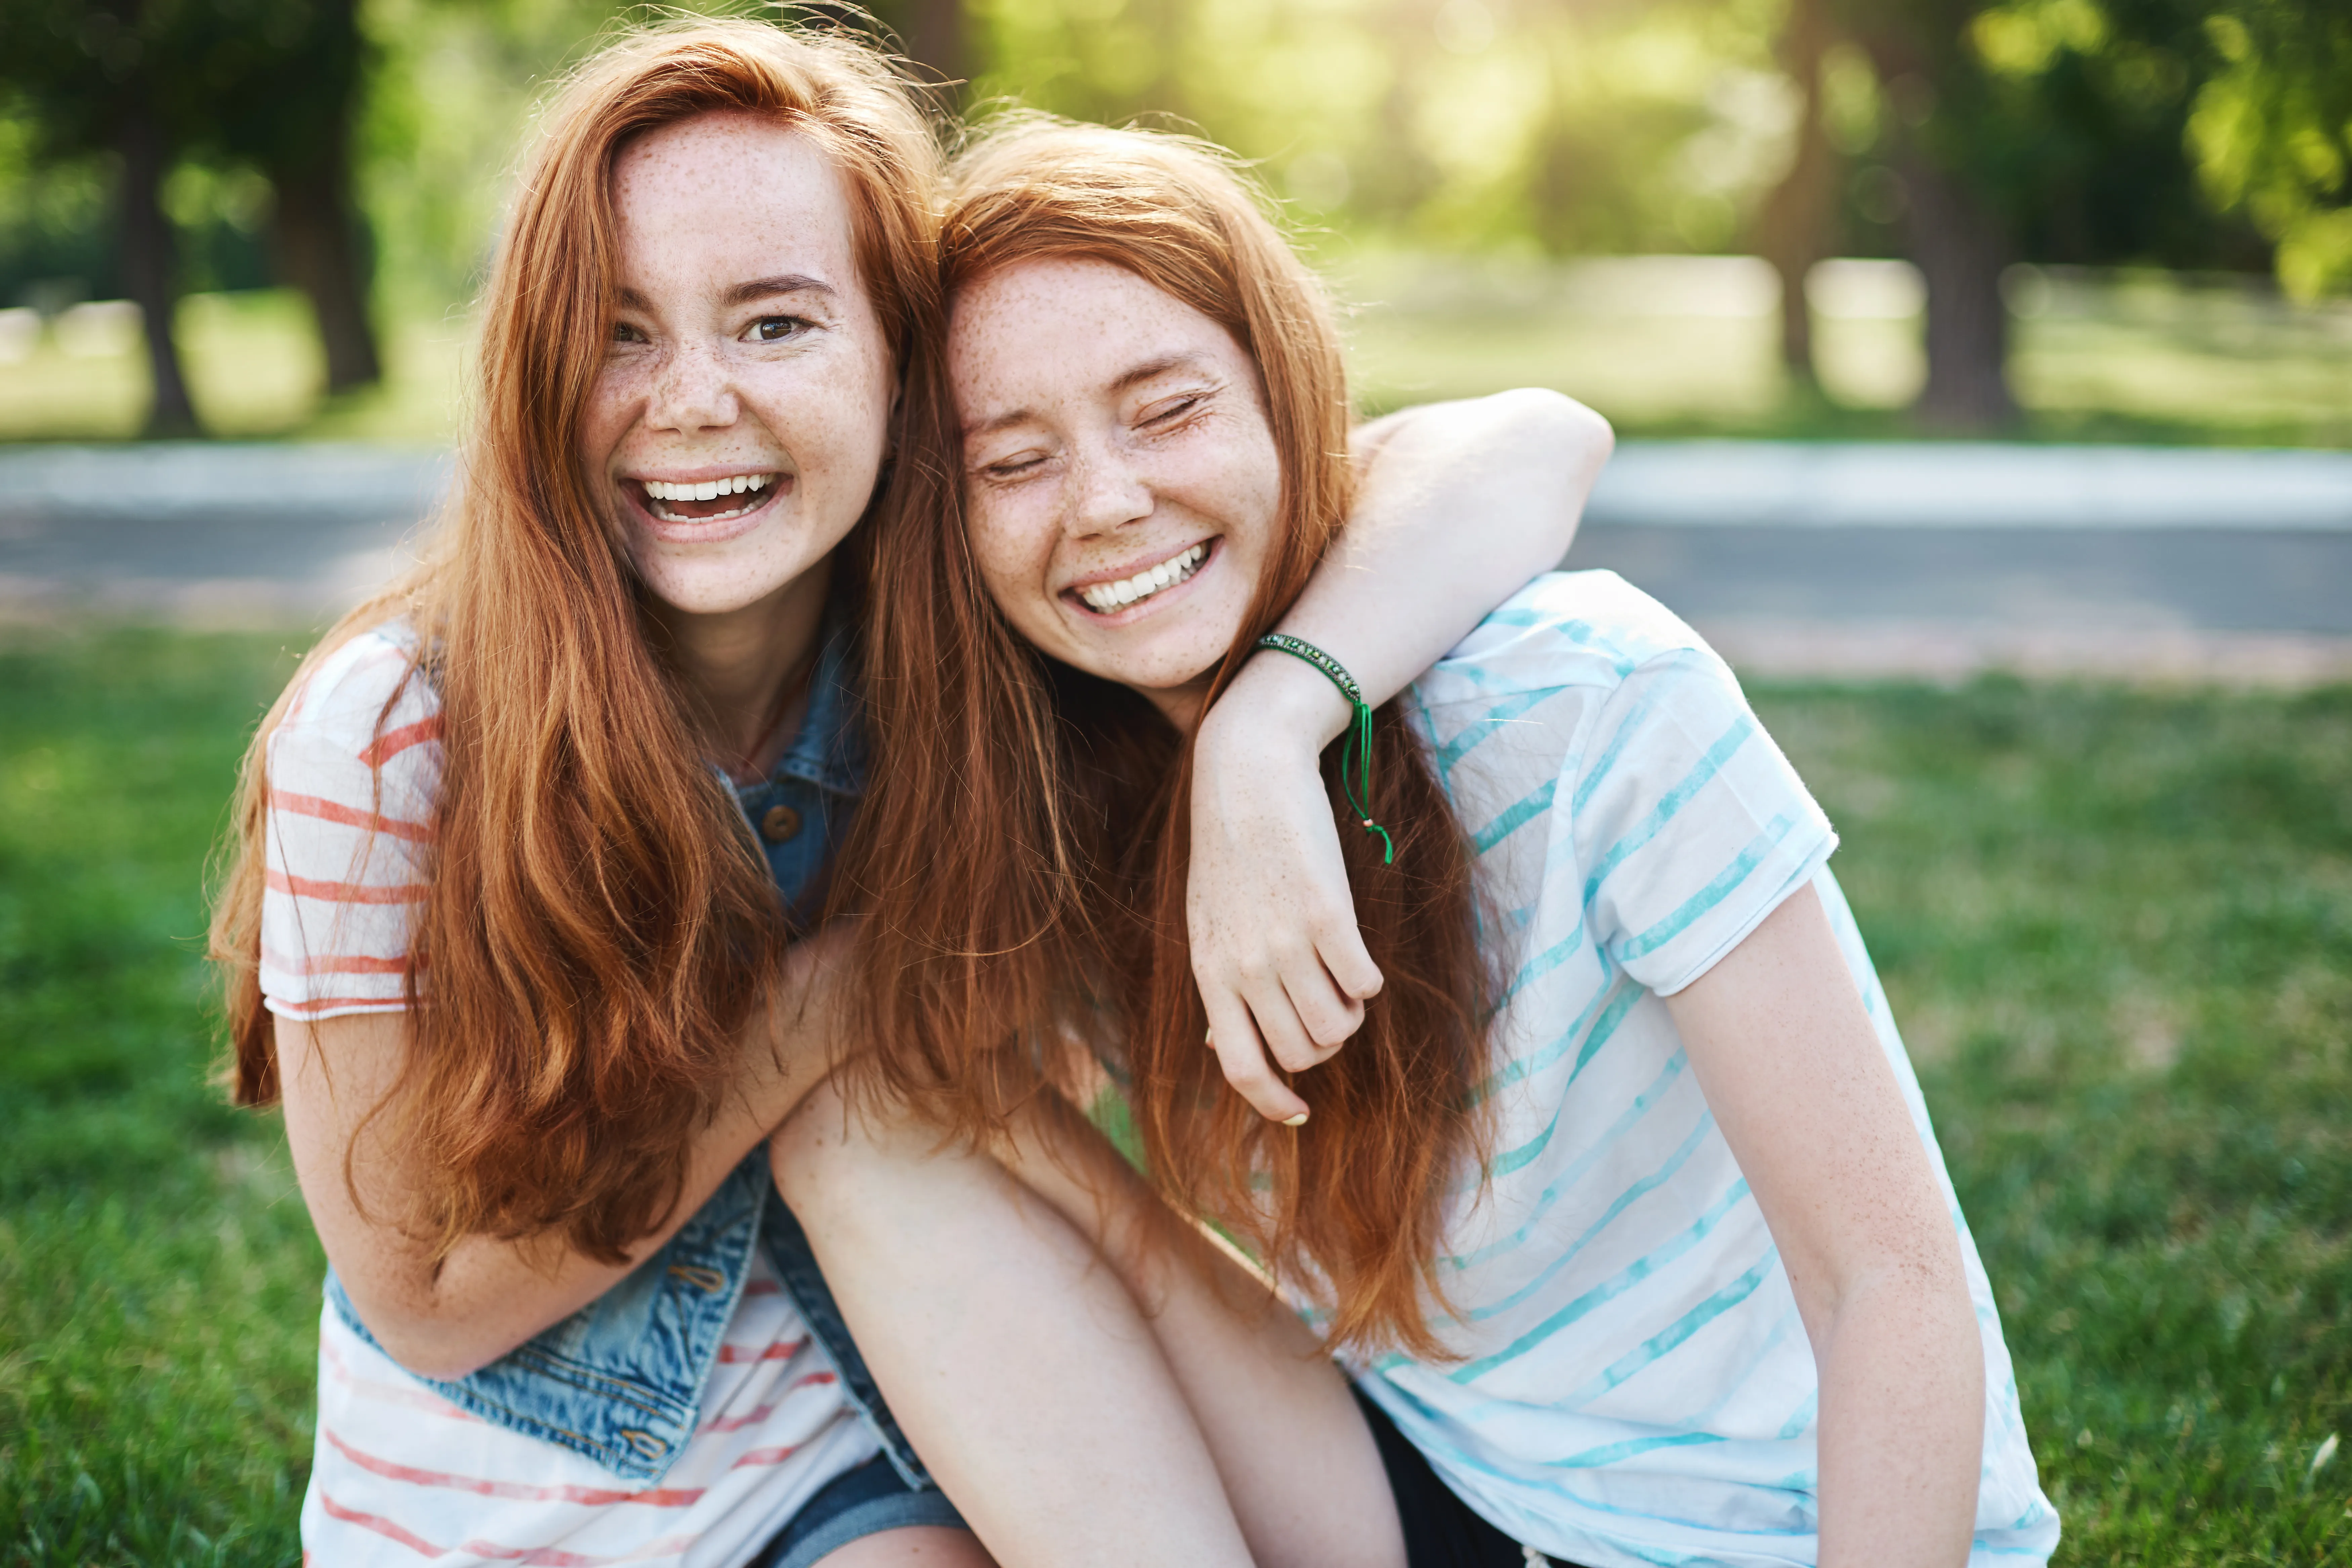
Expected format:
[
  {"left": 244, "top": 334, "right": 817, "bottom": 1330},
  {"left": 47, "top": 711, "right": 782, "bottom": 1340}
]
[
  {"left": 1074, "top": 542, "right": 1211, "bottom": 614},
  {"left": 634, "top": 472, "right": 783, "bottom": 524}
]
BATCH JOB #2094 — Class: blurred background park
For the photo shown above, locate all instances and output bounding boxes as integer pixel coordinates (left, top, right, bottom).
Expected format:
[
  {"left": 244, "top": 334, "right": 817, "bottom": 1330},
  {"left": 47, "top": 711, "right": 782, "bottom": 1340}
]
[{"left": 2, "top": 1, "right": 2350, "bottom": 1564}]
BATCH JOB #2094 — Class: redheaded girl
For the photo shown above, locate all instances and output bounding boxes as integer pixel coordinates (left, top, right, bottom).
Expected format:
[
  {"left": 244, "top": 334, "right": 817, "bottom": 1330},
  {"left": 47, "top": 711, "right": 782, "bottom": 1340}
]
[
  {"left": 825, "top": 120, "right": 2063, "bottom": 1568},
  {"left": 209, "top": 22, "right": 1602, "bottom": 1568}
]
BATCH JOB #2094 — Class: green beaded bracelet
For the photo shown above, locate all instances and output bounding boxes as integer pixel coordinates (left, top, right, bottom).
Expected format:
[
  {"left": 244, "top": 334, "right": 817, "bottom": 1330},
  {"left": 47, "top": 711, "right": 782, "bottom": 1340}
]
[{"left": 1254, "top": 633, "right": 1396, "bottom": 864}]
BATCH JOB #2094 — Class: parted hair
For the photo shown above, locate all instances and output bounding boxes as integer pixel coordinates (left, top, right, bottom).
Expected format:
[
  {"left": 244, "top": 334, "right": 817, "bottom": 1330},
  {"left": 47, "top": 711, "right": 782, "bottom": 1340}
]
[
  {"left": 207, "top": 19, "right": 953, "bottom": 1263},
  {"left": 843, "top": 117, "right": 1493, "bottom": 1357}
]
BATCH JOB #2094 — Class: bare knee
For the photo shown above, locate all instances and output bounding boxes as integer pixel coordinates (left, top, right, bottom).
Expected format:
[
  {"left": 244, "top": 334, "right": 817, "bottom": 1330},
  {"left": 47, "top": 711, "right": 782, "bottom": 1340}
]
[{"left": 770, "top": 1074, "right": 928, "bottom": 1207}]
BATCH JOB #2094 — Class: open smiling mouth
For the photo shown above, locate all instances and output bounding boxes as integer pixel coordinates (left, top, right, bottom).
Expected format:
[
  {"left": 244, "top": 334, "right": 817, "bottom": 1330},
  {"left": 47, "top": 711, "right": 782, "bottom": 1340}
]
[
  {"left": 1073, "top": 541, "right": 1212, "bottom": 614},
  {"left": 635, "top": 472, "right": 782, "bottom": 524}
]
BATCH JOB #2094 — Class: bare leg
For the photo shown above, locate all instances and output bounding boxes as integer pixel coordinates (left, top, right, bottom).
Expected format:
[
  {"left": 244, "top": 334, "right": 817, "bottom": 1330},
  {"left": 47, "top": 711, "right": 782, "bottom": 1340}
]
[
  {"left": 815, "top": 1527, "right": 997, "bottom": 1567},
  {"left": 769, "top": 1079, "right": 1405, "bottom": 1568},
  {"left": 772, "top": 1077, "right": 1258, "bottom": 1568}
]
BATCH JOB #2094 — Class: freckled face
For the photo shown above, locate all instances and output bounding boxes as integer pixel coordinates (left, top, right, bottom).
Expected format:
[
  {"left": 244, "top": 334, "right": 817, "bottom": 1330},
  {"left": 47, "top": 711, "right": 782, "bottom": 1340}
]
[
  {"left": 950, "top": 258, "right": 1281, "bottom": 720},
  {"left": 581, "top": 113, "right": 896, "bottom": 618}
]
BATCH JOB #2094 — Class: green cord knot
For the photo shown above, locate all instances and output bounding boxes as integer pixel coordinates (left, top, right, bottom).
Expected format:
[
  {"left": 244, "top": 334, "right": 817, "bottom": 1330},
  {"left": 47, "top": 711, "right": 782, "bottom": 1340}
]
[{"left": 1254, "top": 633, "right": 1397, "bottom": 865}]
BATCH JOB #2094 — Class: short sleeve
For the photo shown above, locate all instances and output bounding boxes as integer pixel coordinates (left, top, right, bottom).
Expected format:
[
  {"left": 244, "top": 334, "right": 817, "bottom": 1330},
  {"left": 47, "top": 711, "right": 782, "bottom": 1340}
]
[
  {"left": 1570, "top": 646, "right": 1835, "bottom": 996},
  {"left": 258, "top": 625, "right": 443, "bottom": 1021}
]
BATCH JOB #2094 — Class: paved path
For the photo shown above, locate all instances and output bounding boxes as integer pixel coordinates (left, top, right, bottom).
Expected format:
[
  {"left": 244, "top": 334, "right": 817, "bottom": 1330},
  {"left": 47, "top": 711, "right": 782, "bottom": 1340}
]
[{"left": 5, "top": 440, "right": 2349, "bottom": 681}]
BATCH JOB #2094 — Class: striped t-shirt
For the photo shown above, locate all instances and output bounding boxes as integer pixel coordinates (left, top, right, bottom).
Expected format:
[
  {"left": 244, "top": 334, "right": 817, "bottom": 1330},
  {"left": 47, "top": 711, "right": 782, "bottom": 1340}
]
[
  {"left": 261, "top": 620, "right": 876, "bottom": 1566},
  {"left": 1335, "top": 572, "right": 2058, "bottom": 1567}
]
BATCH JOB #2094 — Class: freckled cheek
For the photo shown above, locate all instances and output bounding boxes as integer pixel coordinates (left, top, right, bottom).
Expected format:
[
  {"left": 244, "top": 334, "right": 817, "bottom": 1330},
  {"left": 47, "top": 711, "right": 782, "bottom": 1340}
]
[{"left": 966, "top": 511, "right": 1055, "bottom": 627}]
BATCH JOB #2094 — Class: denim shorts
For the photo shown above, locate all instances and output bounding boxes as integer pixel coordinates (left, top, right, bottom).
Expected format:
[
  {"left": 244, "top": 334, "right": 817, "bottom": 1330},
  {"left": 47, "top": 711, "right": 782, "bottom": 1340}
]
[{"left": 753, "top": 1452, "right": 972, "bottom": 1568}]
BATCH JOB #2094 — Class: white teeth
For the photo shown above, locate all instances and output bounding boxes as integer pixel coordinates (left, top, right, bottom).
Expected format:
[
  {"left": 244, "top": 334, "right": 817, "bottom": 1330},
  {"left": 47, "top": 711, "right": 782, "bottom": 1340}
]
[
  {"left": 1078, "top": 543, "right": 1209, "bottom": 613},
  {"left": 642, "top": 473, "right": 775, "bottom": 503}
]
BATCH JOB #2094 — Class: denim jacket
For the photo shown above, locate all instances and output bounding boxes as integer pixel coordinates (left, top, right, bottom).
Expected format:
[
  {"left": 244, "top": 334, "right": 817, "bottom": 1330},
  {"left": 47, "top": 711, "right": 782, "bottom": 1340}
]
[{"left": 325, "top": 620, "right": 930, "bottom": 1488}]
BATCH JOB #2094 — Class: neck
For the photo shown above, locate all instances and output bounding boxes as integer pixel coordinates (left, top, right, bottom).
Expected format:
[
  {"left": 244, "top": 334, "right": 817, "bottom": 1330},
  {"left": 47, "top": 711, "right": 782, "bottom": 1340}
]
[
  {"left": 649, "top": 556, "right": 835, "bottom": 765},
  {"left": 1143, "top": 677, "right": 1212, "bottom": 736}
]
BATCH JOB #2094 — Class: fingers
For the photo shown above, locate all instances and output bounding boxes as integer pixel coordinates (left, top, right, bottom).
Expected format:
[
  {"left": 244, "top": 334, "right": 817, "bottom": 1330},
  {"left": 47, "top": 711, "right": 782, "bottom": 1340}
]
[
  {"left": 1202, "top": 993, "right": 1310, "bottom": 1126},
  {"left": 1317, "top": 920, "right": 1385, "bottom": 1004}
]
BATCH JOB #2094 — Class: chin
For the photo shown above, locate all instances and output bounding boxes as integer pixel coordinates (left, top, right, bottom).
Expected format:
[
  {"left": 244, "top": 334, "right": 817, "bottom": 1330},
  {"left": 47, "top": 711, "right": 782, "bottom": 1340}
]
[{"left": 641, "top": 567, "right": 799, "bottom": 618}]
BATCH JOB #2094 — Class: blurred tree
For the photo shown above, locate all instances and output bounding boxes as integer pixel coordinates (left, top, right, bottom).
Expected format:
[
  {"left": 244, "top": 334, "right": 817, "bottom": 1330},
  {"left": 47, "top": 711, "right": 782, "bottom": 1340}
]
[
  {"left": 1755, "top": 0, "right": 1836, "bottom": 383},
  {"left": 0, "top": 0, "right": 383, "bottom": 434},
  {"left": 0, "top": 1, "right": 204, "bottom": 434},
  {"left": 1820, "top": 0, "right": 2265, "bottom": 430},
  {"left": 889, "top": 0, "right": 968, "bottom": 93},
  {"left": 2186, "top": 0, "right": 2352, "bottom": 298},
  {"left": 199, "top": 0, "right": 383, "bottom": 392}
]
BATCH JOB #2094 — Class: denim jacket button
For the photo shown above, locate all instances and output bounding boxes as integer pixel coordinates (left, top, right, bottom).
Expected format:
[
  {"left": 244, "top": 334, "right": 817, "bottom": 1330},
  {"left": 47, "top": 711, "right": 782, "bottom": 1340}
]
[{"left": 760, "top": 803, "right": 802, "bottom": 842}]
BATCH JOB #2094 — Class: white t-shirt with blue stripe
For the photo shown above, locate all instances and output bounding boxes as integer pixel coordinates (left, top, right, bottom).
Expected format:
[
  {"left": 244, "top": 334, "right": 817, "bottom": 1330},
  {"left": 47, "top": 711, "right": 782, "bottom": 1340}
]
[{"left": 1340, "top": 571, "right": 2058, "bottom": 1567}]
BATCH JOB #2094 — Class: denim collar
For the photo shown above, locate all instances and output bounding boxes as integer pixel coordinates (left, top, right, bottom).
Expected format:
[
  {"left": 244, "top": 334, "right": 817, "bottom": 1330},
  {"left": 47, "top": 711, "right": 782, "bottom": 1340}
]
[{"left": 759, "top": 608, "right": 865, "bottom": 799}]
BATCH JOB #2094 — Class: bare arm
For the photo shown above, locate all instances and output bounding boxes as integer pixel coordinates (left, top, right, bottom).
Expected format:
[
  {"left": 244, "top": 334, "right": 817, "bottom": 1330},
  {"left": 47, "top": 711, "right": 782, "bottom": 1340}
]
[
  {"left": 1192, "top": 388, "right": 1614, "bottom": 1121},
  {"left": 1664, "top": 885, "right": 1984, "bottom": 1567},
  {"left": 278, "top": 934, "right": 846, "bottom": 1380}
]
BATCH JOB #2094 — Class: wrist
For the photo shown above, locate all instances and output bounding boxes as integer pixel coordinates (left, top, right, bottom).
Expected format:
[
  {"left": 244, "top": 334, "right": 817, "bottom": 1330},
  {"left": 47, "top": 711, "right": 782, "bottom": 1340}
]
[{"left": 1207, "top": 651, "right": 1352, "bottom": 755}]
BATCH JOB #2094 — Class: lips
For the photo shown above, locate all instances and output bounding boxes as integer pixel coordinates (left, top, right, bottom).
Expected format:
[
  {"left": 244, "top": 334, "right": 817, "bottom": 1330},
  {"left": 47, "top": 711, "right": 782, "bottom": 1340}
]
[
  {"left": 629, "top": 471, "right": 784, "bottom": 525},
  {"left": 1070, "top": 540, "right": 1212, "bottom": 614}
]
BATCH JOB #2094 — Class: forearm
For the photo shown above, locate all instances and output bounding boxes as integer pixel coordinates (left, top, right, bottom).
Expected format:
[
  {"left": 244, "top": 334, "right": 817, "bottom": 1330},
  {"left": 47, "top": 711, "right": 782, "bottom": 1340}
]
[
  {"left": 1813, "top": 1269, "right": 1985, "bottom": 1567},
  {"left": 301, "top": 967, "right": 836, "bottom": 1380},
  {"left": 381, "top": 1091, "right": 785, "bottom": 1378},
  {"left": 1246, "top": 388, "right": 1609, "bottom": 744}
]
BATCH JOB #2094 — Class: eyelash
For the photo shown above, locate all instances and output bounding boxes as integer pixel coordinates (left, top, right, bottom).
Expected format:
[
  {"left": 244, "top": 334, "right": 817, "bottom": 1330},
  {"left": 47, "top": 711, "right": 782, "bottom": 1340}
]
[
  {"left": 978, "top": 392, "right": 1212, "bottom": 482},
  {"left": 981, "top": 454, "right": 1045, "bottom": 483},
  {"left": 1145, "top": 393, "right": 1206, "bottom": 426},
  {"left": 607, "top": 316, "right": 817, "bottom": 345}
]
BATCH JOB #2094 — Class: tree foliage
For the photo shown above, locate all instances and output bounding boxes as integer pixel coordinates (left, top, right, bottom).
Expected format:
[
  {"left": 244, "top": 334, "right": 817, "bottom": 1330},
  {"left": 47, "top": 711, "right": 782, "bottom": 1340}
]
[{"left": 2187, "top": 0, "right": 2352, "bottom": 297}]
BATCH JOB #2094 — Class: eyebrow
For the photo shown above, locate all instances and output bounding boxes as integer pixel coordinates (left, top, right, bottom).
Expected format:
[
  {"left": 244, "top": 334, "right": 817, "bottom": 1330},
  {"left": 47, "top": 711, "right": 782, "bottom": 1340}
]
[
  {"left": 723, "top": 273, "right": 837, "bottom": 308},
  {"left": 614, "top": 274, "right": 838, "bottom": 312},
  {"left": 964, "top": 351, "right": 1218, "bottom": 439}
]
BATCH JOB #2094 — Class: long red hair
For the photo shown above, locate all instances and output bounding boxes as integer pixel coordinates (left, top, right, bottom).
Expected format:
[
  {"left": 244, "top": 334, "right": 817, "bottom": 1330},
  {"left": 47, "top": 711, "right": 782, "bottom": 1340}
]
[
  {"left": 843, "top": 119, "right": 1493, "bottom": 1357},
  {"left": 207, "top": 20, "right": 953, "bottom": 1263}
]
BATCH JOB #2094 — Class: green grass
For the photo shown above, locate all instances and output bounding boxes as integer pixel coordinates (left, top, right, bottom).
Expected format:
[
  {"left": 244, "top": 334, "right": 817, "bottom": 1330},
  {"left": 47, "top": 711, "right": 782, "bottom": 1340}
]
[
  {"left": 1, "top": 632, "right": 2348, "bottom": 1563},
  {"left": 1754, "top": 678, "right": 2352, "bottom": 1563},
  {"left": 0, "top": 630, "right": 317, "bottom": 1567}
]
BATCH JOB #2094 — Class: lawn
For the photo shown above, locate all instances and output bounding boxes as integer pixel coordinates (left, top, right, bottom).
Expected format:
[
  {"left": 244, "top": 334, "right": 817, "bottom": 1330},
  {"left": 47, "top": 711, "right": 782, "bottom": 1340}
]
[{"left": 1, "top": 628, "right": 2347, "bottom": 1564}]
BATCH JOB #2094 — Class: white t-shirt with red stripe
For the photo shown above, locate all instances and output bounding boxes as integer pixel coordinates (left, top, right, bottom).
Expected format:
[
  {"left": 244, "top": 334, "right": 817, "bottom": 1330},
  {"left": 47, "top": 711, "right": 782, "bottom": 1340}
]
[{"left": 262, "top": 621, "right": 877, "bottom": 1566}]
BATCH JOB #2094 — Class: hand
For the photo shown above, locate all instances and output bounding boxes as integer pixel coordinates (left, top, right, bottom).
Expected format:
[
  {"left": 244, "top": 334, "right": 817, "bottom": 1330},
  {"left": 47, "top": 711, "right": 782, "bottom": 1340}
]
[
  {"left": 755, "top": 920, "right": 857, "bottom": 1116},
  {"left": 1188, "top": 665, "right": 1384, "bottom": 1124}
]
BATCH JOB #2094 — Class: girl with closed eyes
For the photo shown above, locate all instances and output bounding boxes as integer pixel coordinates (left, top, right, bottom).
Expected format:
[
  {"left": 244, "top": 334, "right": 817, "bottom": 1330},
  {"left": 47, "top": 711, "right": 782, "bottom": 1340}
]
[
  {"left": 207, "top": 21, "right": 1608, "bottom": 1568},
  {"left": 796, "top": 119, "right": 2063, "bottom": 1568}
]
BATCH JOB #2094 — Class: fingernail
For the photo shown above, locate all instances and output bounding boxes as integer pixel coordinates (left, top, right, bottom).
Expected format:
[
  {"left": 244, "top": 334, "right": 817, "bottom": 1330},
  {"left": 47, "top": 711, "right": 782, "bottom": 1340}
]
[{"left": 1282, "top": 1112, "right": 1309, "bottom": 1127}]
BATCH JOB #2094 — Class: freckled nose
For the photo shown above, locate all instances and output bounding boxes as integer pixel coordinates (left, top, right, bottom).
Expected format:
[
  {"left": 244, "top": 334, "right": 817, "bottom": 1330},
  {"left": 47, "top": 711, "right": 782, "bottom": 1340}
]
[
  {"left": 649, "top": 342, "right": 738, "bottom": 433},
  {"left": 1066, "top": 442, "right": 1151, "bottom": 537}
]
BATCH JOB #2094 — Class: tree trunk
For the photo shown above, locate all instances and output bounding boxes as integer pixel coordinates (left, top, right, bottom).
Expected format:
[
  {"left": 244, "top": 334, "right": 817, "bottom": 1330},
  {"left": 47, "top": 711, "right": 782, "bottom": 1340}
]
[
  {"left": 904, "top": 0, "right": 966, "bottom": 95},
  {"left": 1899, "top": 150, "right": 2018, "bottom": 432},
  {"left": 1756, "top": 0, "right": 1836, "bottom": 383},
  {"left": 117, "top": 110, "right": 201, "bottom": 438},
  {"left": 271, "top": 153, "right": 382, "bottom": 393}
]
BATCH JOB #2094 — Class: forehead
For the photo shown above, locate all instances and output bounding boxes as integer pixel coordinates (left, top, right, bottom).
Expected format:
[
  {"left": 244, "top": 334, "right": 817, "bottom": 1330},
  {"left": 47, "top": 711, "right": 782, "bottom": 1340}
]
[
  {"left": 948, "top": 257, "right": 1246, "bottom": 409},
  {"left": 610, "top": 111, "right": 860, "bottom": 283}
]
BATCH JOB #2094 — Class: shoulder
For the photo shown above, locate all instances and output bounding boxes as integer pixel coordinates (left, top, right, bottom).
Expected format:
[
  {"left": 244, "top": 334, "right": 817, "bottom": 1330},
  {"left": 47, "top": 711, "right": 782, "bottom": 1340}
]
[
  {"left": 272, "top": 620, "right": 441, "bottom": 771},
  {"left": 1406, "top": 571, "right": 1744, "bottom": 780},
  {"left": 1416, "top": 570, "right": 1727, "bottom": 709}
]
